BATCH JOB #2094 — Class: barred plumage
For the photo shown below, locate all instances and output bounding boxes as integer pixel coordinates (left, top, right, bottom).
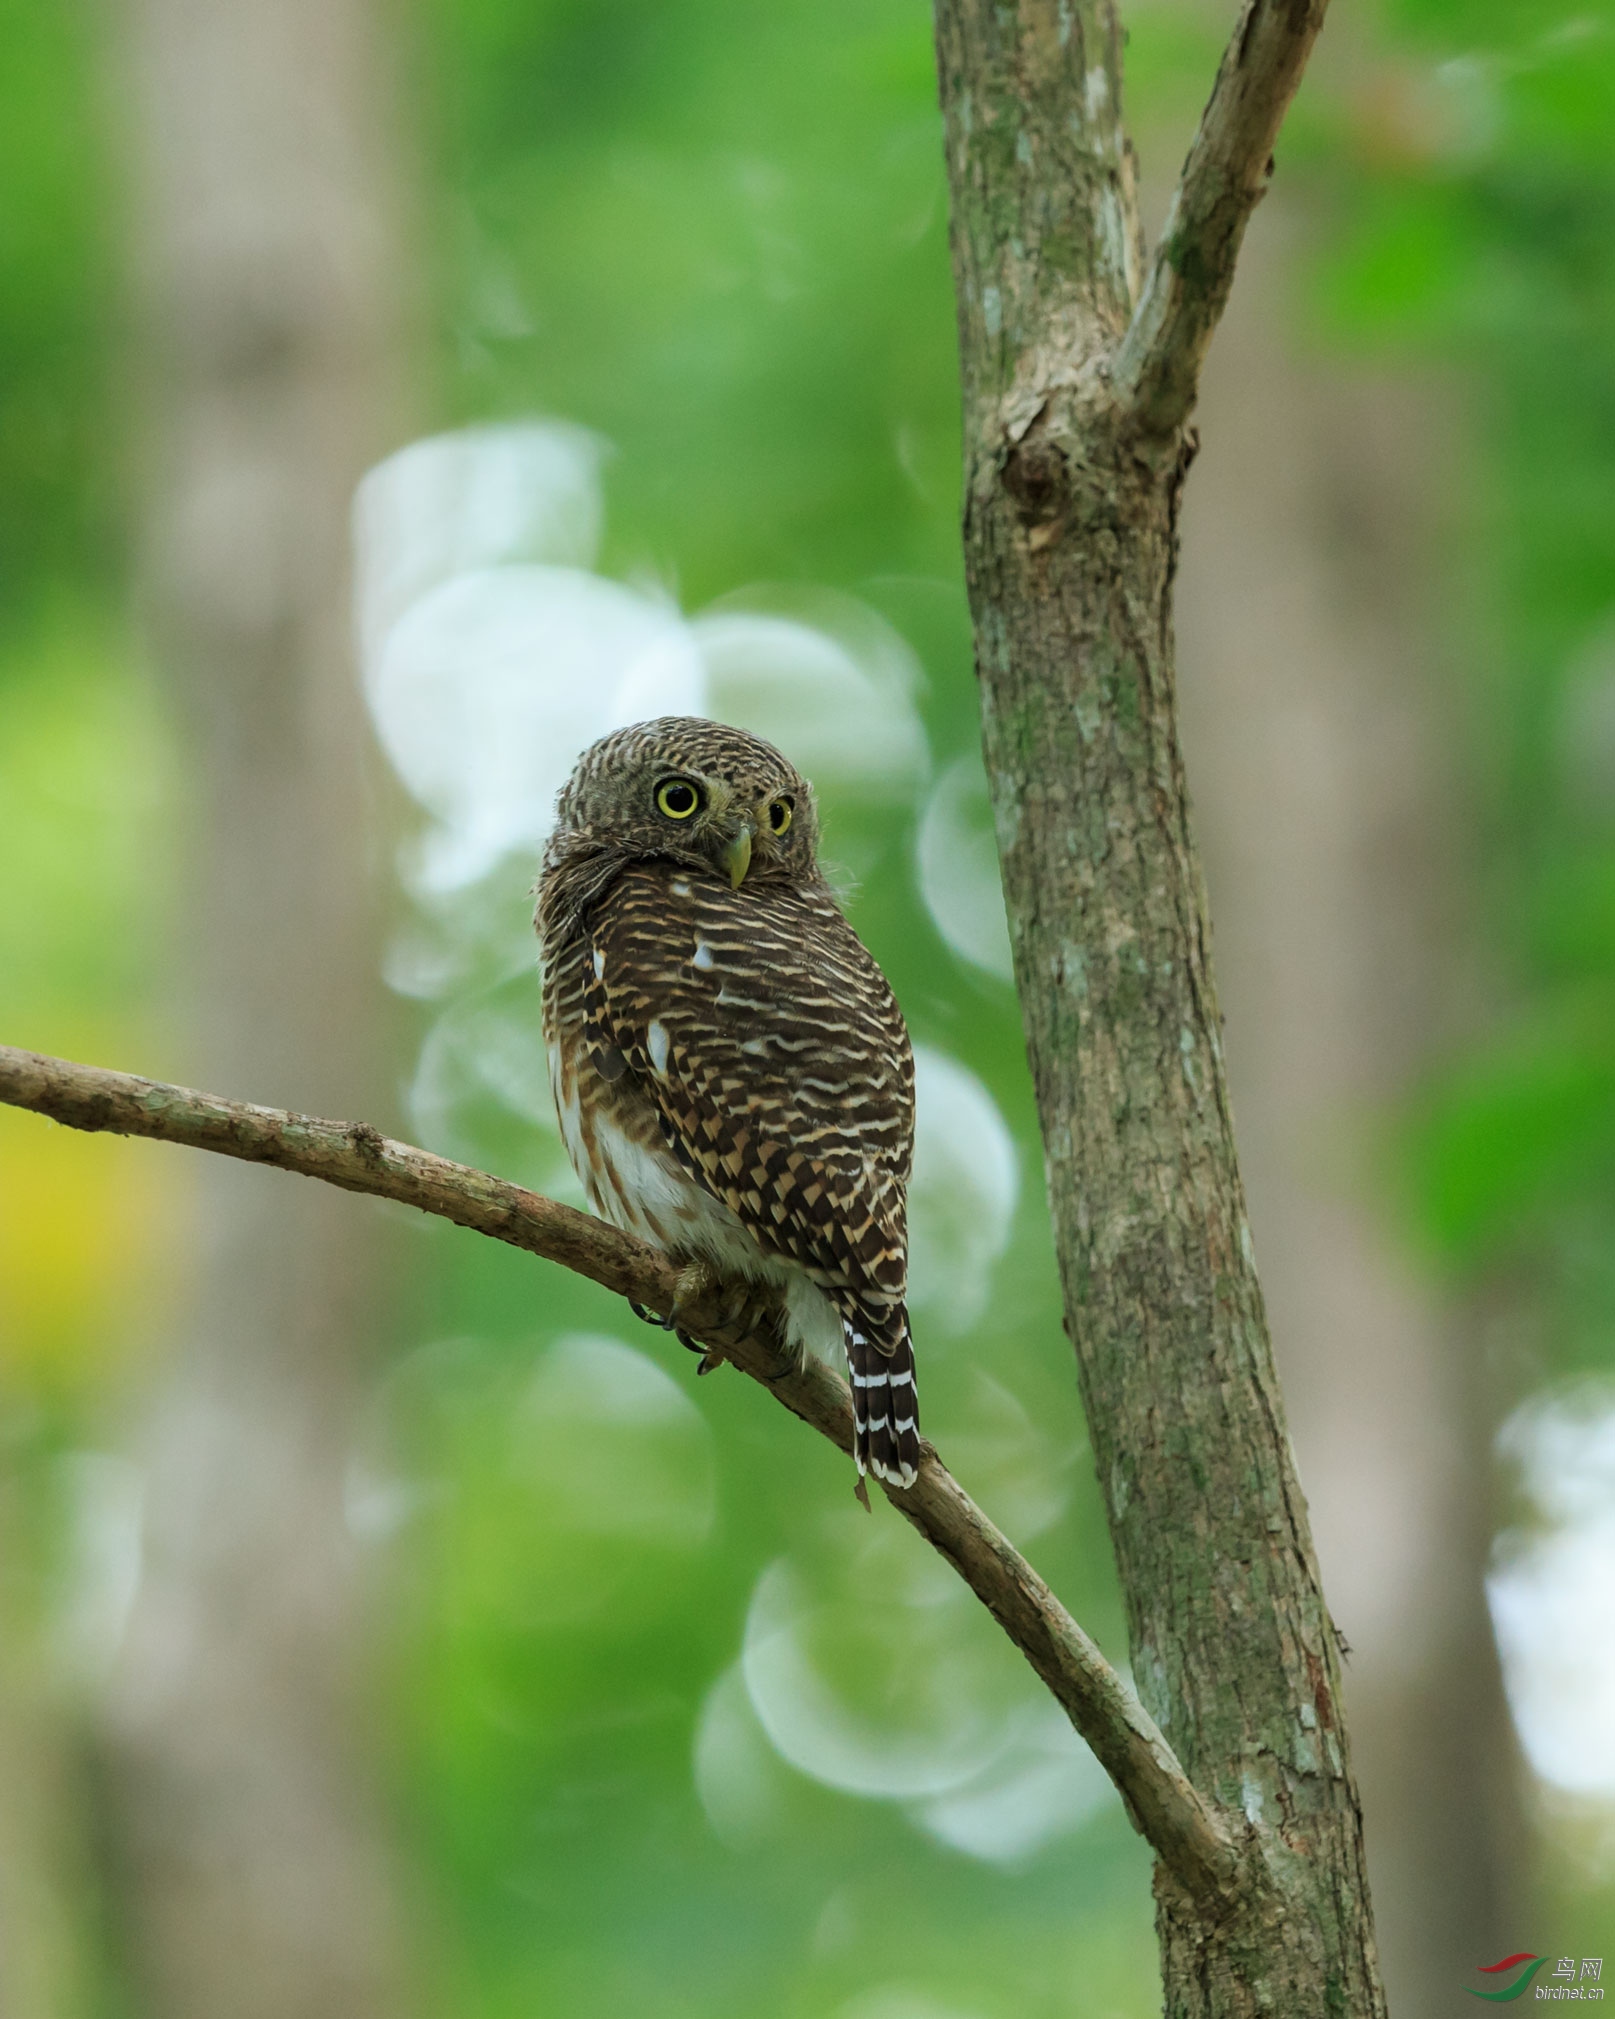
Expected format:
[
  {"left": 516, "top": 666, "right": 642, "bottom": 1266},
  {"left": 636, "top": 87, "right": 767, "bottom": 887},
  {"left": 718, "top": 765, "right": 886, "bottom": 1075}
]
[{"left": 536, "top": 717, "right": 920, "bottom": 1488}]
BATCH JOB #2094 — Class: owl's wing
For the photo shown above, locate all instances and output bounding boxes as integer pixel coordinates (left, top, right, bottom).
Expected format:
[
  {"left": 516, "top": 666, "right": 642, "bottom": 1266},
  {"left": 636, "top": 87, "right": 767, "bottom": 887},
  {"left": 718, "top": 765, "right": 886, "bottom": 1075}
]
[{"left": 582, "top": 863, "right": 914, "bottom": 1312}]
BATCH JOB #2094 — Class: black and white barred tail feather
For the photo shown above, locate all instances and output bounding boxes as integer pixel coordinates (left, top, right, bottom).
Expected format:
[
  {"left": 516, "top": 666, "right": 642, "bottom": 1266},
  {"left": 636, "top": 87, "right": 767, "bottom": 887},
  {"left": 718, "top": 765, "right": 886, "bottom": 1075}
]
[{"left": 843, "top": 1308, "right": 919, "bottom": 1489}]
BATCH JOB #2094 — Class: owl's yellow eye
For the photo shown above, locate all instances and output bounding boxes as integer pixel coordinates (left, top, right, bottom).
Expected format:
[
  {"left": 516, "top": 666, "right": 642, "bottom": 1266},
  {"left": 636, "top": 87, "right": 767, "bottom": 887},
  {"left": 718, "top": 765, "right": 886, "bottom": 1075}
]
[
  {"left": 655, "top": 778, "right": 703, "bottom": 820},
  {"left": 767, "top": 797, "right": 793, "bottom": 836}
]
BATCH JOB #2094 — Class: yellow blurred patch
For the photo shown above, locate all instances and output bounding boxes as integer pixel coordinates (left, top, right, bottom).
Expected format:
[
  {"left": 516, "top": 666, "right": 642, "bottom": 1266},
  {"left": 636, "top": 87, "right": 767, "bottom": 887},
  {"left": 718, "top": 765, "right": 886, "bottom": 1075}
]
[
  {"left": 0, "top": 1101, "right": 177, "bottom": 1395},
  {"left": 0, "top": 618, "right": 179, "bottom": 1399}
]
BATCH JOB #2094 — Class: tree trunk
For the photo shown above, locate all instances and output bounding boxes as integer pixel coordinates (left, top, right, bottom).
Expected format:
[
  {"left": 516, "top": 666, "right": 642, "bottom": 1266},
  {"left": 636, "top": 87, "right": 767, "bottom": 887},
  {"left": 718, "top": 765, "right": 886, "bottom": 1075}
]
[
  {"left": 97, "top": 1, "right": 413, "bottom": 2013},
  {"left": 932, "top": 1, "right": 1388, "bottom": 2008}
]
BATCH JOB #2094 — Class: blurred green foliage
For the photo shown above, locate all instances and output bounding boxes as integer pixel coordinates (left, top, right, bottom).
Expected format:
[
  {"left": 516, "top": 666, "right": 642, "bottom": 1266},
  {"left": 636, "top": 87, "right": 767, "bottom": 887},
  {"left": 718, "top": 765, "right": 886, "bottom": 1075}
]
[
  {"left": 0, "top": 0, "right": 120, "bottom": 620},
  {"left": 1316, "top": 4, "right": 1615, "bottom": 1377}
]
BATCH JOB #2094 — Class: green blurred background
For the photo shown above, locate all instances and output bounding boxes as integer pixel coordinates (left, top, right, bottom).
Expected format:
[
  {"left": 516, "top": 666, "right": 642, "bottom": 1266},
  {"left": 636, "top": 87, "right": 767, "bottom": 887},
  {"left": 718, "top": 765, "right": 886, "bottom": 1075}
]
[{"left": 3, "top": 0, "right": 1614, "bottom": 2014}]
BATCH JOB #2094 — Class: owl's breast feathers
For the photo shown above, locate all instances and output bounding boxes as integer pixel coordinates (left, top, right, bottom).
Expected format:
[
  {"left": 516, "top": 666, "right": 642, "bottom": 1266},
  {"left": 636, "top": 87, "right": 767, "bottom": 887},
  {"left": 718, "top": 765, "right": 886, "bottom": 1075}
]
[{"left": 544, "top": 859, "right": 914, "bottom": 1322}]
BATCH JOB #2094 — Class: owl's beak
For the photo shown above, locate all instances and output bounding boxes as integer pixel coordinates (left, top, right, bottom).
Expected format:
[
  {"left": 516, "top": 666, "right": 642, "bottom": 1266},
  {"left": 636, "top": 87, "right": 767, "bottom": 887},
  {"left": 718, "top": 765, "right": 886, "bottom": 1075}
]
[{"left": 721, "top": 824, "right": 753, "bottom": 888}]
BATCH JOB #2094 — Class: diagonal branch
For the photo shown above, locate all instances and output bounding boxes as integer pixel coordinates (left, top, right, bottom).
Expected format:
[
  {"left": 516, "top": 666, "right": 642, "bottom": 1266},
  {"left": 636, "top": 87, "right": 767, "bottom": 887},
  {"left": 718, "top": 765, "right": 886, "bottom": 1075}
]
[
  {"left": 1112, "top": 0, "right": 1330, "bottom": 434},
  {"left": 0, "top": 1041, "right": 1242, "bottom": 1907}
]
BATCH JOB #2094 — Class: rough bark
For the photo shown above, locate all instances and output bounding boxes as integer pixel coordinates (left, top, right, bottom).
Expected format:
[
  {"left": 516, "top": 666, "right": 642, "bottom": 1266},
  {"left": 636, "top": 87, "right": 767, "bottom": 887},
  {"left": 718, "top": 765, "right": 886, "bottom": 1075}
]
[
  {"left": 101, "top": 0, "right": 411, "bottom": 2010},
  {"left": 932, "top": 0, "right": 1386, "bottom": 2011}
]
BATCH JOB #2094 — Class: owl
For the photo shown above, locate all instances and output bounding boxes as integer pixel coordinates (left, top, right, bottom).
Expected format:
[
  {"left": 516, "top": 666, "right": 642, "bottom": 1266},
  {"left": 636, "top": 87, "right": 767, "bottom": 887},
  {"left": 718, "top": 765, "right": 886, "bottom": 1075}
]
[{"left": 536, "top": 717, "right": 920, "bottom": 1489}]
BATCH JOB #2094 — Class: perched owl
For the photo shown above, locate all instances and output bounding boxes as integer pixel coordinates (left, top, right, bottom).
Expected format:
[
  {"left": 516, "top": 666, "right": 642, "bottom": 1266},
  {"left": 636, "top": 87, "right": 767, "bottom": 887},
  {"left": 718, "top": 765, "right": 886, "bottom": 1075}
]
[{"left": 536, "top": 717, "right": 920, "bottom": 1489}]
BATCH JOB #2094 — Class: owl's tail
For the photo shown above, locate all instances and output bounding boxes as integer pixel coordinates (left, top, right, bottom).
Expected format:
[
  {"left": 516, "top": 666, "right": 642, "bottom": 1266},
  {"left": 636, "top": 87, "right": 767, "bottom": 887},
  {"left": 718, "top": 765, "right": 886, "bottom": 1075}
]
[{"left": 841, "top": 1305, "right": 920, "bottom": 1490}]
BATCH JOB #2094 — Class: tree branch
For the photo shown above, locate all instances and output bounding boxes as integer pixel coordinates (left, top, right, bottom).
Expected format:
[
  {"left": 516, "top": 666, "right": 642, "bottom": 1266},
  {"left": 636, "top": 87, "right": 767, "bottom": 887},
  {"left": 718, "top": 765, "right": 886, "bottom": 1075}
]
[
  {"left": 1112, "top": 0, "right": 1329, "bottom": 433},
  {"left": 0, "top": 1042, "right": 1242, "bottom": 1907}
]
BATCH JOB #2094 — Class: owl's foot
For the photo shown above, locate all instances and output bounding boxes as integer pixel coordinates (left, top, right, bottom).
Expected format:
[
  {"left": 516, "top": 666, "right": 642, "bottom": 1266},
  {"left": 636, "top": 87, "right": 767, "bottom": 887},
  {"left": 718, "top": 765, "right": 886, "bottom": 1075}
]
[
  {"left": 626, "top": 1293, "right": 721, "bottom": 1371},
  {"left": 623, "top": 1293, "right": 721, "bottom": 1375},
  {"left": 626, "top": 1288, "right": 737, "bottom": 1372},
  {"left": 668, "top": 1262, "right": 786, "bottom": 1378}
]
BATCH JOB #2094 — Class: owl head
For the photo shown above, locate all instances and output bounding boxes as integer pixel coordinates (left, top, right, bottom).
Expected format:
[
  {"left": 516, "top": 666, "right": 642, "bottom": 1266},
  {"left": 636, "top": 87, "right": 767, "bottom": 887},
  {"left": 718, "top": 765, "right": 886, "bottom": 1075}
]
[{"left": 548, "top": 717, "right": 823, "bottom": 891}]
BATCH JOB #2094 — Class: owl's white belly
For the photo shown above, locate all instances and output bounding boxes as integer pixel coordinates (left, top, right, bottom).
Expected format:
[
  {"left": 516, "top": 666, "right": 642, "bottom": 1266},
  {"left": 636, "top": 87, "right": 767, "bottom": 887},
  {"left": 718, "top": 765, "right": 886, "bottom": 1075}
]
[{"left": 551, "top": 1051, "right": 844, "bottom": 1368}]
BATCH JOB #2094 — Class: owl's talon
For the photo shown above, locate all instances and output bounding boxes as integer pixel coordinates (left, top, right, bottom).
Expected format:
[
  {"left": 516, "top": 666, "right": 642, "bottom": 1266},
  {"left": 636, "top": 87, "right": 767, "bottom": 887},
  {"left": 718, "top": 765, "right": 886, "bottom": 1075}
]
[
  {"left": 695, "top": 1350, "right": 724, "bottom": 1376},
  {"left": 629, "top": 1299, "right": 675, "bottom": 1330}
]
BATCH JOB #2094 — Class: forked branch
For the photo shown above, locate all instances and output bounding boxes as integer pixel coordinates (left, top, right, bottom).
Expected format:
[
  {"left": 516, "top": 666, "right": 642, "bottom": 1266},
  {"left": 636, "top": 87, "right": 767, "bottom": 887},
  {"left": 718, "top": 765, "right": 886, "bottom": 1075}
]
[
  {"left": 1114, "top": 0, "right": 1330, "bottom": 431},
  {"left": 0, "top": 1041, "right": 1241, "bottom": 1906}
]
